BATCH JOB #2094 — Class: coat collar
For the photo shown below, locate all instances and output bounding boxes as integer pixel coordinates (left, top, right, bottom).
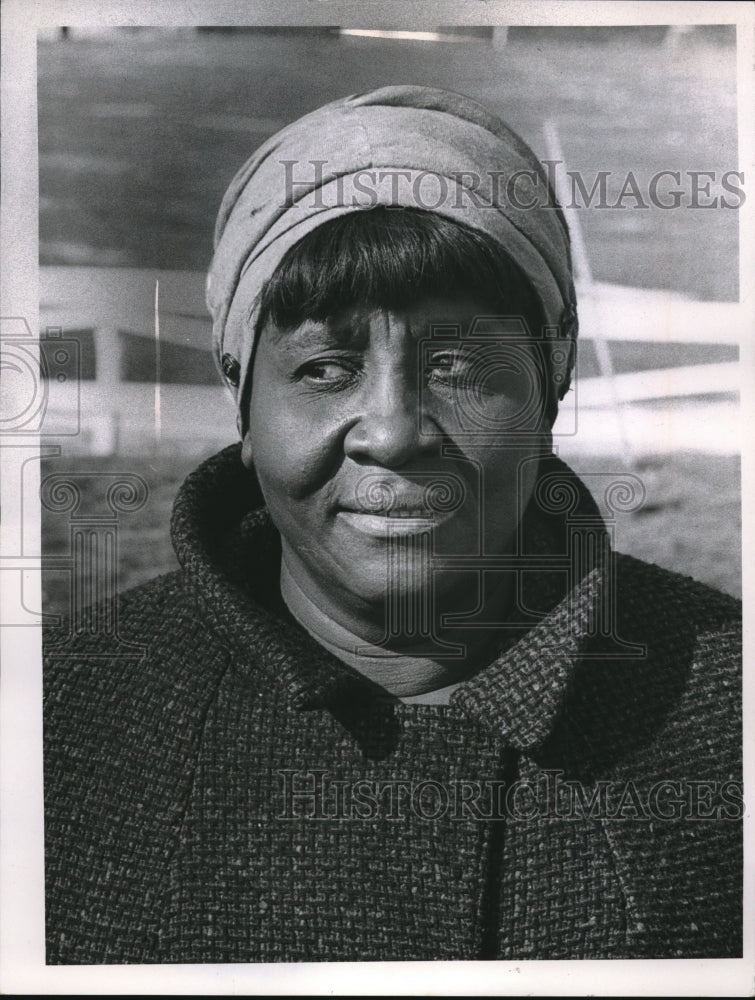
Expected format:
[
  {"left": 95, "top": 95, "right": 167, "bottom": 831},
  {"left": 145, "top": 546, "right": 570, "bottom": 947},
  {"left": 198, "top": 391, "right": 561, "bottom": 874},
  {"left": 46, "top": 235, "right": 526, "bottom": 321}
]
[{"left": 171, "top": 444, "right": 606, "bottom": 751}]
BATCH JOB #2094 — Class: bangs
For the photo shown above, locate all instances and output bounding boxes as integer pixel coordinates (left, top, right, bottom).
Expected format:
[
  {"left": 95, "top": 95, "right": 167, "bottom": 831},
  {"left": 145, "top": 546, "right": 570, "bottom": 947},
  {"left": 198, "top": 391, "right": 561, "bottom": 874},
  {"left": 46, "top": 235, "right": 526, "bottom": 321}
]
[{"left": 255, "top": 207, "right": 544, "bottom": 333}]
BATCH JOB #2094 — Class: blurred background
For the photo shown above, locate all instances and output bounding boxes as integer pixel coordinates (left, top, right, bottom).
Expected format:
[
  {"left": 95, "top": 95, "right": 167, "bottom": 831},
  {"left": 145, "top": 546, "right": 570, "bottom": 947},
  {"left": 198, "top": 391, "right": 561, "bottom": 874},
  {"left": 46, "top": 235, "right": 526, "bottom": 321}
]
[{"left": 36, "top": 25, "right": 742, "bottom": 607}]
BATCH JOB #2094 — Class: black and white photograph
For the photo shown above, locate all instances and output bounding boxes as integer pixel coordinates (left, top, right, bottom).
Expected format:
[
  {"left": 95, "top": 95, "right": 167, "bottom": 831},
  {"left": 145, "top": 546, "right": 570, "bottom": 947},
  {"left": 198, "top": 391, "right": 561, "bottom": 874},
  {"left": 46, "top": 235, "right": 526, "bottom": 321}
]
[{"left": 1, "top": 0, "right": 752, "bottom": 994}]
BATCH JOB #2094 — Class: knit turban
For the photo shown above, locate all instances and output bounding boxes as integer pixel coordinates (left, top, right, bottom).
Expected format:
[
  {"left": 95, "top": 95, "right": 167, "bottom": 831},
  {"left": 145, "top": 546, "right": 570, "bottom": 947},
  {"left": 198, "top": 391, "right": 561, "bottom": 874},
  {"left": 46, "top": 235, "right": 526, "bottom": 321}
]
[{"left": 207, "top": 85, "right": 578, "bottom": 432}]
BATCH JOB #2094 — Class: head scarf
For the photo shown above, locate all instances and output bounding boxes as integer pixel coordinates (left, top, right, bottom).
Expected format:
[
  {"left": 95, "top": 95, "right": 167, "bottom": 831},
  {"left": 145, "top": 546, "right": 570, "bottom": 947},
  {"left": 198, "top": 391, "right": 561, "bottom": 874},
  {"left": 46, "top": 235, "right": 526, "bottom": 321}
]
[{"left": 207, "top": 85, "right": 578, "bottom": 433}]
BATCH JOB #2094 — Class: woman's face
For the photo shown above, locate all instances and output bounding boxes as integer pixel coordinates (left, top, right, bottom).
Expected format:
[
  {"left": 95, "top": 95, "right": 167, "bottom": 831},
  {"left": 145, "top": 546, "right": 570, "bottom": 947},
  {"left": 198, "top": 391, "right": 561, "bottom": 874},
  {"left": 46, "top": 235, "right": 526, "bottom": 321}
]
[{"left": 242, "top": 296, "right": 550, "bottom": 621}]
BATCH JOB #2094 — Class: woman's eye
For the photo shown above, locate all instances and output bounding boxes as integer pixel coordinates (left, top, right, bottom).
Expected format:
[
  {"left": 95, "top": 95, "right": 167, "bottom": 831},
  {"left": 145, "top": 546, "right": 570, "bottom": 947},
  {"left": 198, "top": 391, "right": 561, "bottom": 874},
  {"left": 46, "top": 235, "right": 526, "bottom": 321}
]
[
  {"left": 429, "top": 354, "right": 456, "bottom": 372},
  {"left": 426, "top": 350, "right": 527, "bottom": 399},
  {"left": 426, "top": 352, "right": 474, "bottom": 384},
  {"left": 296, "top": 359, "right": 358, "bottom": 386}
]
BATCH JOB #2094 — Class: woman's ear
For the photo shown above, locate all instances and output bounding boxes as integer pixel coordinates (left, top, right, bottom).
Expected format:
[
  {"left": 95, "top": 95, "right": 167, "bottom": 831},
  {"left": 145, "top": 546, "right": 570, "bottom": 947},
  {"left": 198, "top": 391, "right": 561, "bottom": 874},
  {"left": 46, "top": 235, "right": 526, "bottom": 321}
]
[{"left": 240, "top": 431, "right": 255, "bottom": 470}]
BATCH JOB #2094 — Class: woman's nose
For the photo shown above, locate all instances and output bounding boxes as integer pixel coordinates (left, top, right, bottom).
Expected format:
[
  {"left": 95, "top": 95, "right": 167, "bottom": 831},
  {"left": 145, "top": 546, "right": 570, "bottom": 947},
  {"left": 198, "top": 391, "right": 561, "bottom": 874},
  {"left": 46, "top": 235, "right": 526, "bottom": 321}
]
[{"left": 343, "top": 373, "right": 429, "bottom": 468}]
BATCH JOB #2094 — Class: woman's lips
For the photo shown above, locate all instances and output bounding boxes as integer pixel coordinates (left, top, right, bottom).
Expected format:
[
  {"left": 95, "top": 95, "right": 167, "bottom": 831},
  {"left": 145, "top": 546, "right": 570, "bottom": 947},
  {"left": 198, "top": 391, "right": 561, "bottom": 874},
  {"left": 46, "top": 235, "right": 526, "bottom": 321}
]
[{"left": 337, "top": 508, "right": 454, "bottom": 537}]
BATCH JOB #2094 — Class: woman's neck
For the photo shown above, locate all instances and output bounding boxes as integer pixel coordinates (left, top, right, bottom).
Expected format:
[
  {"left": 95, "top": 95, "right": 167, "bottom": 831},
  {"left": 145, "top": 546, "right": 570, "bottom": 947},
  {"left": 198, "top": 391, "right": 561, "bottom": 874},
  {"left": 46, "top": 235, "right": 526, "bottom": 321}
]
[{"left": 279, "top": 544, "right": 512, "bottom": 697}]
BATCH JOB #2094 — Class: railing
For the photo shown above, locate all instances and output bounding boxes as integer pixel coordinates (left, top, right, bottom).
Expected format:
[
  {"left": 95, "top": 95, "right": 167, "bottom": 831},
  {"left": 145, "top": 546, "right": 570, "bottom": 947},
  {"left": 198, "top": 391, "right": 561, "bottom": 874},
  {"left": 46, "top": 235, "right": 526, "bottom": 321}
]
[{"left": 35, "top": 266, "right": 741, "bottom": 456}]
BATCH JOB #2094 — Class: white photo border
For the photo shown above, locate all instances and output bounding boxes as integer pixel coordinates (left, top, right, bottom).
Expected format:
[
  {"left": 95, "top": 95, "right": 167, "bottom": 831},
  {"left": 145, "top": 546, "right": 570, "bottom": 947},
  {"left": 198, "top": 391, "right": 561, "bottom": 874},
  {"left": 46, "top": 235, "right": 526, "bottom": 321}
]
[{"left": 1, "top": 1, "right": 752, "bottom": 994}]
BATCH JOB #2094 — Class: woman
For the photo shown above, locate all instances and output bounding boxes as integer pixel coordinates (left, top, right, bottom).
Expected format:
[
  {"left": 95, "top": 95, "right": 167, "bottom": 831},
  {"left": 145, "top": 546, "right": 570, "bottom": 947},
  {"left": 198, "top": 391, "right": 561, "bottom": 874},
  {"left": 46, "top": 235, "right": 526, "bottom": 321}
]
[{"left": 44, "top": 86, "right": 742, "bottom": 963}]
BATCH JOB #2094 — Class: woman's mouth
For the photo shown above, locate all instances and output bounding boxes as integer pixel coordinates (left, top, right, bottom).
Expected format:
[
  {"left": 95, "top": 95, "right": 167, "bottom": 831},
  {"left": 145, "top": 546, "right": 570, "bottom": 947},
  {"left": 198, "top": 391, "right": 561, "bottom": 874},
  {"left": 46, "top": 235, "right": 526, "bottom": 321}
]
[{"left": 336, "top": 508, "right": 455, "bottom": 537}]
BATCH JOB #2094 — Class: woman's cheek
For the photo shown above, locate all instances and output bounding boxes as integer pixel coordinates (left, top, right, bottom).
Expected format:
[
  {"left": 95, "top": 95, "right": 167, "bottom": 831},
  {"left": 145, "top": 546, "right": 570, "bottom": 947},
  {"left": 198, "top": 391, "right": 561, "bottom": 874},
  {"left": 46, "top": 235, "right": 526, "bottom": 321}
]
[
  {"left": 252, "top": 404, "right": 348, "bottom": 503},
  {"left": 475, "top": 443, "right": 543, "bottom": 520}
]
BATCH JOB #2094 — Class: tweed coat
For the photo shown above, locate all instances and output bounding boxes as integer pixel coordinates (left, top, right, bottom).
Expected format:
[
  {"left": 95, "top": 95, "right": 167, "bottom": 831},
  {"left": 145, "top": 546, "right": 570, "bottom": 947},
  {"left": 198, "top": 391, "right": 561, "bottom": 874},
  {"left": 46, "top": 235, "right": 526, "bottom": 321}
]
[{"left": 43, "top": 445, "right": 742, "bottom": 963}]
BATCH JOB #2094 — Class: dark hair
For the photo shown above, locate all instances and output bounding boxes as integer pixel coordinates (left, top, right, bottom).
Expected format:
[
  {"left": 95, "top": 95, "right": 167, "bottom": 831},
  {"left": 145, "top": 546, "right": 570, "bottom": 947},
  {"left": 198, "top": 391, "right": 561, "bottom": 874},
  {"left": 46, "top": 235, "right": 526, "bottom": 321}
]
[{"left": 256, "top": 207, "right": 544, "bottom": 334}]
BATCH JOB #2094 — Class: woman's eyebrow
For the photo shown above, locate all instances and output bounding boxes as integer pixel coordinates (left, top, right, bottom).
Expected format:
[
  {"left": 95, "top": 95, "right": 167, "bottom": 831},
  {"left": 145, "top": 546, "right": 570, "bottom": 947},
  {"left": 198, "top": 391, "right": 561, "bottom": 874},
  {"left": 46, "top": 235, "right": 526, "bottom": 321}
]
[{"left": 268, "top": 315, "right": 371, "bottom": 350}]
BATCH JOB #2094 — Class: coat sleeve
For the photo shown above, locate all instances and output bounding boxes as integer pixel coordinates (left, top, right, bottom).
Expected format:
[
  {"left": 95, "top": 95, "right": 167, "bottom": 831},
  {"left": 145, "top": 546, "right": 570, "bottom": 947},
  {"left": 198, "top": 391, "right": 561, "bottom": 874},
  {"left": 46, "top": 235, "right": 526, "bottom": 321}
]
[
  {"left": 43, "top": 572, "right": 231, "bottom": 964},
  {"left": 549, "top": 555, "right": 742, "bottom": 958}
]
